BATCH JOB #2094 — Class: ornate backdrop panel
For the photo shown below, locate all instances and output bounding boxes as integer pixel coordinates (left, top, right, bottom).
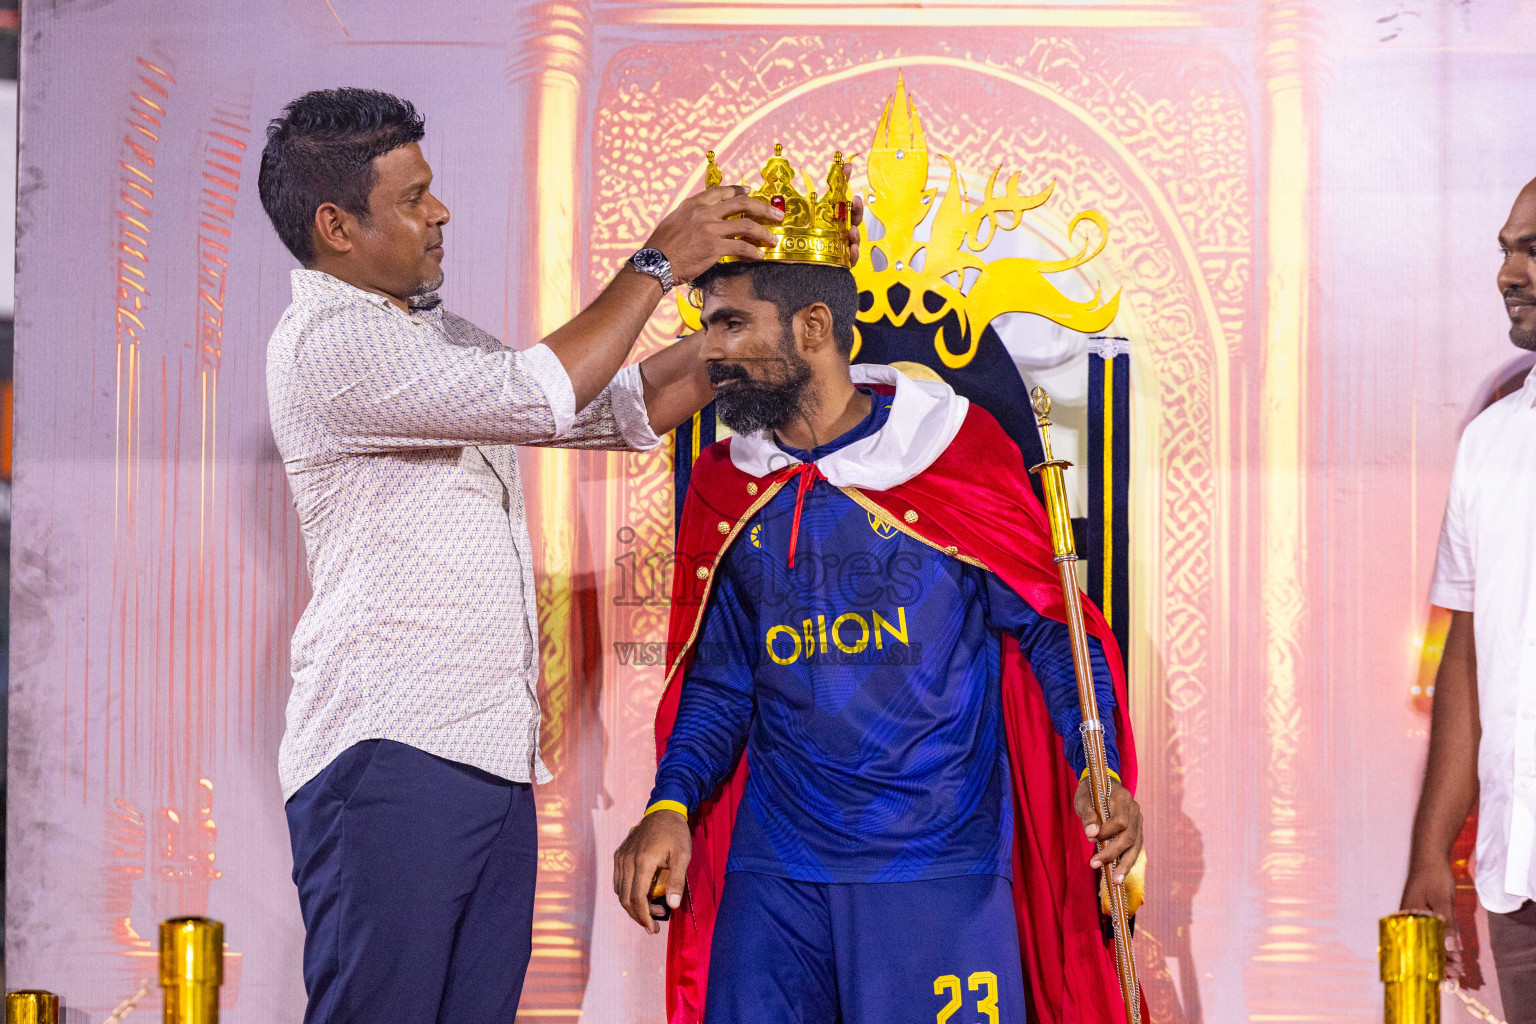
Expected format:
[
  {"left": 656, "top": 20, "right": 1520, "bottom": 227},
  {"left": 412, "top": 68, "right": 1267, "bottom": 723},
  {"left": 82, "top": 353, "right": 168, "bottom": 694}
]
[{"left": 9, "top": 2, "right": 1536, "bottom": 1022}]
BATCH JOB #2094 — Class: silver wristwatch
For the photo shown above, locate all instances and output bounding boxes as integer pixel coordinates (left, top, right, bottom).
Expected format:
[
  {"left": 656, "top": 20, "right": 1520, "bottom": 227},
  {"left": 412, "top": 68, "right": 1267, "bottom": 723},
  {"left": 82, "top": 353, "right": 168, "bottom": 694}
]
[{"left": 629, "top": 247, "right": 675, "bottom": 294}]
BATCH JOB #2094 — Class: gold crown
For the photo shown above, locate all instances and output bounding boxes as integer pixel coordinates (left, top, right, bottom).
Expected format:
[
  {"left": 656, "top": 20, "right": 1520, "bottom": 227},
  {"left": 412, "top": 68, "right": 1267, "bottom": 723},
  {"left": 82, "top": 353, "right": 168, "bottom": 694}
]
[{"left": 707, "top": 143, "right": 853, "bottom": 268}]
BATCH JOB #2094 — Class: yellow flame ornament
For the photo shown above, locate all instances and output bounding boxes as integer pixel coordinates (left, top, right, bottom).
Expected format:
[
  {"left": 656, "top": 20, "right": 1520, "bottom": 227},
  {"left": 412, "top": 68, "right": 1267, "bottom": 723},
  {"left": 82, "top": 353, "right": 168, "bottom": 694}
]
[
  {"left": 678, "top": 73, "right": 1120, "bottom": 366},
  {"left": 855, "top": 72, "right": 1119, "bottom": 366}
]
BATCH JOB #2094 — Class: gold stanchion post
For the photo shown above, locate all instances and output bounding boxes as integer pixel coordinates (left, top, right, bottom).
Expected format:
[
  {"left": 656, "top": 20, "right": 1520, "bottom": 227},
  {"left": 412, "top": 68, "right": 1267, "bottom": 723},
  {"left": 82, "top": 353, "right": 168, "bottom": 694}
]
[
  {"left": 1381, "top": 912, "right": 1444, "bottom": 1024},
  {"left": 160, "top": 917, "right": 223, "bottom": 1024},
  {"left": 5, "top": 991, "right": 58, "bottom": 1024}
]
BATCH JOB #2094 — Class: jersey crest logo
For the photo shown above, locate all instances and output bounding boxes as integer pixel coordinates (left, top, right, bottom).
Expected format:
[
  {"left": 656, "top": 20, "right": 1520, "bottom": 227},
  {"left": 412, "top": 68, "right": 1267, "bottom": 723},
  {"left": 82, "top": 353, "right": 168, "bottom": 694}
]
[
  {"left": 868, "top": 511, "right": 898, "bottom": 540},
  {"left": 750, "top": 523, "right": 762, "bottom": 548}
]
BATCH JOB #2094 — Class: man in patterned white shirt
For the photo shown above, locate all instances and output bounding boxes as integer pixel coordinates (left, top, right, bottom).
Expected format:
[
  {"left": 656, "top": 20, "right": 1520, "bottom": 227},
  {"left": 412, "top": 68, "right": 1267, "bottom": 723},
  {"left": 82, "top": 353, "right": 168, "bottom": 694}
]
[
  {"left": 259, "top": 88, "right": 859, "bottom": 1024},
  {"left": 1402, "top": 177, "right": 1536, "bottom": 1022}
]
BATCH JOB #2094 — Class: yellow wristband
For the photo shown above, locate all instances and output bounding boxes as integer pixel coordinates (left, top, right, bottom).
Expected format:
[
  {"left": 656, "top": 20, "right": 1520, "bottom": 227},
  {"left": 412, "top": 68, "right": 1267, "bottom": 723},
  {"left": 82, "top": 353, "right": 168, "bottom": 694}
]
[
  {"left": 645, "top": 799, "right": 689, "bottom": 819},
  {"left": 1079, "top": 768, "right": 1122, "bottom": 786}
]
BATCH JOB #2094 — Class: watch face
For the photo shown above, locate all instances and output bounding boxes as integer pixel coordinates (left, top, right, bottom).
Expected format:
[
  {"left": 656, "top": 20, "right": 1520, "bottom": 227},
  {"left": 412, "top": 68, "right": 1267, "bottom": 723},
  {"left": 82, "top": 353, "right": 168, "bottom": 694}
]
[{"left": 634, "top": 248, "right": 665, "bottom": 274}]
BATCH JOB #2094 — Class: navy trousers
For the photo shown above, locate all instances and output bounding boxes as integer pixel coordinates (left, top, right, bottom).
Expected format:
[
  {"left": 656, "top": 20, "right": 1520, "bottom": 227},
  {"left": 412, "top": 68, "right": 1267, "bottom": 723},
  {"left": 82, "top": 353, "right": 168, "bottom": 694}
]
[{"left": 286, "top": 739, "right": 538, "bottom": 1024}]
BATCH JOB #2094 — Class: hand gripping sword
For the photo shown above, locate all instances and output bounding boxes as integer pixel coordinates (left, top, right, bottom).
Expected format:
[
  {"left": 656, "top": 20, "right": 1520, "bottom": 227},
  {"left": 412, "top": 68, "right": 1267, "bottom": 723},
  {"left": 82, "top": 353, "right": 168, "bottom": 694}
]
[{"left": 1028, "top": 386, "right": 1143, "bottom": 1024}]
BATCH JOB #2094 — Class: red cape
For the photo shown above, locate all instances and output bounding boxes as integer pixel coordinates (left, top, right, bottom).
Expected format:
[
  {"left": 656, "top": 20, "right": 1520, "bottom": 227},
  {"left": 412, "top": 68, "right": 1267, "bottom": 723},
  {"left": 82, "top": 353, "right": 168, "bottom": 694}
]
[{"left": 655, "top": 397, "right": 1141, "bottom": 1024}]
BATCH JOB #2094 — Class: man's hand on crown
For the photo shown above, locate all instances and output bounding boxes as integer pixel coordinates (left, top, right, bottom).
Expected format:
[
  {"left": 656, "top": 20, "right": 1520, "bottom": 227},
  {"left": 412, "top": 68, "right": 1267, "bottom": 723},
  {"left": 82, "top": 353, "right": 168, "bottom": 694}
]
[{"left": 645, "top": 185, "right": 866, "bottom": 285}]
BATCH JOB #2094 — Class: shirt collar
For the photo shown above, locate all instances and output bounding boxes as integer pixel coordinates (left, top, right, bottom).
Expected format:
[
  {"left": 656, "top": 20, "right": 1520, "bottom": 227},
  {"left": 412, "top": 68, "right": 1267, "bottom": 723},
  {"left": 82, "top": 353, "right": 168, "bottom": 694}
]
[
  {"left": 1523, "top": 366, "right": 1536, "bottom": 405},
  {"left": 289, "top": 269, "right": 443, "bottom": 317},
  {"left": 729, "top": 364, "right": 970, "bottom": 490},
  {"left": 775, "top": 386, "right": 892, "bottom": 463}
]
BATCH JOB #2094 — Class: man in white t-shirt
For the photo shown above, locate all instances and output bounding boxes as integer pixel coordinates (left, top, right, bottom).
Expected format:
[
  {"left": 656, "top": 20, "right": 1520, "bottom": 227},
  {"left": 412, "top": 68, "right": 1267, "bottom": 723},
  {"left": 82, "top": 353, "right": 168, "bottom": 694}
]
[{"left": 1402, "top": 178, "right": 1536, "bottom": 1021}]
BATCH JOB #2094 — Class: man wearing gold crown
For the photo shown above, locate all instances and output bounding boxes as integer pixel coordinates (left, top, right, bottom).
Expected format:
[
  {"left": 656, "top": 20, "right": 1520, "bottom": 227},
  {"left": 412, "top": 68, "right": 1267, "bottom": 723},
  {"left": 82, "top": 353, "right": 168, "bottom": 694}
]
[{"left": 613, "top": 145, "right": 1144, "bottom": 1024}]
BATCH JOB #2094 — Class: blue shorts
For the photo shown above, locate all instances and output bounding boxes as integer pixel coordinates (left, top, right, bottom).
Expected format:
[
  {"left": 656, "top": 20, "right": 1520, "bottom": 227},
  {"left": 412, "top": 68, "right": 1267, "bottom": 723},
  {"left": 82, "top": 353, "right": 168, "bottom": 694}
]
[{"left": 704, "top": 871, "right": 1027, "bottom": 1024}]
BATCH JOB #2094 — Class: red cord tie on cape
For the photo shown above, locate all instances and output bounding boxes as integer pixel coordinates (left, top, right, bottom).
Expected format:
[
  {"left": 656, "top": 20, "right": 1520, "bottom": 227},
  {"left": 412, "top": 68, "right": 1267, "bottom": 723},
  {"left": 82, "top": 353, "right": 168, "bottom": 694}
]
[{"left": 785, "top": 462, "right": 824, "bottom": 569}]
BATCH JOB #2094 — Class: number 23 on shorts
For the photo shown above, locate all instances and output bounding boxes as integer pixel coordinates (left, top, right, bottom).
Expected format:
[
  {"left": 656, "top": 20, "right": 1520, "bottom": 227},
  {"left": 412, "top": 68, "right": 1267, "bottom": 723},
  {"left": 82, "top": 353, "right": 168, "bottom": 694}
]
[{"left": 933, "top": 972, "right": 999, "bottom": 1024}]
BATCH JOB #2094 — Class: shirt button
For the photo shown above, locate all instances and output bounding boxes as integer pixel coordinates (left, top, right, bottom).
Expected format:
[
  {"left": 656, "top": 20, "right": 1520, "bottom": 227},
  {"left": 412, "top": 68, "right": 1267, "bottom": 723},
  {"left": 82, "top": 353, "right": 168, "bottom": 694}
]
[
  {"left": 695, "top": 565, "right": 710, "bottom": 580},
  {"left": 904, "top": 509, "right": 919, "bottom": 524},
  {"left": 717, "top": 521, "right": 731, "bottom": 535},
  {"left": 746, "top": 482, "right": 759, "bottom": 496}
]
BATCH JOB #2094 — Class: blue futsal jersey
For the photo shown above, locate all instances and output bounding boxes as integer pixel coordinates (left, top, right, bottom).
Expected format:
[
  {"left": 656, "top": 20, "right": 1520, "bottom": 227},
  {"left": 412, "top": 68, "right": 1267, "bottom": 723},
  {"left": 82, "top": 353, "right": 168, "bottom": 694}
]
[{"left": 651, "top": 390, "right": 1117, "bottom": 885}]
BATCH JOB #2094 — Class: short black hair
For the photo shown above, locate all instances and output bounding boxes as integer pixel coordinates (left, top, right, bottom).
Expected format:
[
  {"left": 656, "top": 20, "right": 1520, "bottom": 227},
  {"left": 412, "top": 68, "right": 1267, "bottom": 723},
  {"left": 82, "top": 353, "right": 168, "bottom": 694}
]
[
  {"left": 695, "top": 261, "right": 859, "bottom": 356},
  {"left": 258, "top": 88, "right": 426, "bottom": 265}
]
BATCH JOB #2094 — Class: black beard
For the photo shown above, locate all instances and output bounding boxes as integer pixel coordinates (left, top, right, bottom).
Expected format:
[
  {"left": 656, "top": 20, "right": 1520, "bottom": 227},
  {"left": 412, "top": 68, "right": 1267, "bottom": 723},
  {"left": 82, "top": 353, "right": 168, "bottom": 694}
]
[
  {"left": 711, "top": 357, "right": 815, "bottom": 434},
  {"left": 1514, "top": 323, "right": 1536, "bottom": 352}
]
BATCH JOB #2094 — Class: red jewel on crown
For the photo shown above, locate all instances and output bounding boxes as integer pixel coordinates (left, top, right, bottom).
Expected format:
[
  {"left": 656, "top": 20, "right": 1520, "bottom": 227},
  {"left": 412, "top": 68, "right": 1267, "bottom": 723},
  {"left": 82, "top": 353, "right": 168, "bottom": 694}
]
[
  {"left": 836, "top": 201, "right": 848, "bottom": 221},
  {"left": 770, "top": 195, "right": 786, "bottom": 213}
]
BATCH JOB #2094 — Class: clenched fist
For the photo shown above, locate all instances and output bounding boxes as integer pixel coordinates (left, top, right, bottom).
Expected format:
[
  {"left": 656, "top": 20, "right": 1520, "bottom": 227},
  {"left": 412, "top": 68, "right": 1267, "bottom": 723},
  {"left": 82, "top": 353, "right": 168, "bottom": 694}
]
[
  {"left": 1074, "top": 774, "right": 1144, "bottom": 882},
  {"left": 613, "top": 808, "right": 692, "bottom": 934}
]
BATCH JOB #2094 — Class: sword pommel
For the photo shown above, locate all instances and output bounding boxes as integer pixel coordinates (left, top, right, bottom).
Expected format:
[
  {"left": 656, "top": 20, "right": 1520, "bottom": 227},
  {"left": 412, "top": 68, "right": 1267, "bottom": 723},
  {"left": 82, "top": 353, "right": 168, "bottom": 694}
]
[
  {"left": 1031, "top": 385, "right": 1052, "bottom": 420},
  {"left": 1031, "top": 386, "right": 1059, "bottom": 463}
]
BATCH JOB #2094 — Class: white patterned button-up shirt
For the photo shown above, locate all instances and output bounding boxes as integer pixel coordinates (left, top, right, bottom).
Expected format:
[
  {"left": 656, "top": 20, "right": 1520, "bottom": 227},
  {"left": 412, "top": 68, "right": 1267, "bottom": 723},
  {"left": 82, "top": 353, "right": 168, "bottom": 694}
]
[
  {"left": 1431, "top": 367, "right": 1536, "bottom": 913},
  {"left": 269, "top": 270, "right": 660, "bottom": 799}
]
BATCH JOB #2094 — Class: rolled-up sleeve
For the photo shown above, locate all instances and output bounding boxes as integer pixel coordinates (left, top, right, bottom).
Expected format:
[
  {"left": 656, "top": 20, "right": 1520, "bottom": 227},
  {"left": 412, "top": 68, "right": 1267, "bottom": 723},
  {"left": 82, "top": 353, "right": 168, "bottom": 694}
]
[
  {"left": 443, "top": 308, "right": 660, "bottom": 452},
  {"left": 538, "top": 362, "right": 663, "bottom": 453},
  {"left": 520, "top": 342, "right": 578, "bottom": 437}
]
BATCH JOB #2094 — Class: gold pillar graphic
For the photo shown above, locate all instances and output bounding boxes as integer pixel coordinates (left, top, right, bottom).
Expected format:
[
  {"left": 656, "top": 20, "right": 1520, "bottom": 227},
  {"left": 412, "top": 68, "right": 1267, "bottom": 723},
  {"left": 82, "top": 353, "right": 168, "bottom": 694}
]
[
  {"left": 5, "top": 991, "right": 58, "bottom": 1024},
  {"left": 1256, "top": 0, "right": 1311, "bottom": 899},
  {"left": 159, "top": 917, "right": 222, "bottom": 1024},
  {"left": 518, "top": 1, "right": 594, "bottom": 1015},
  {"left": 1380, "top": 913, "right": 1443, "bottom": 1024},
  {"left": 525, "top": 7, "right": 586, "bottom": 591},
  {"left": 1255, "top": 0, "right": 1313, "bottom": 977},
  {"left": 1249, "top": 1, "right": 1364, "bottom": 1017}
]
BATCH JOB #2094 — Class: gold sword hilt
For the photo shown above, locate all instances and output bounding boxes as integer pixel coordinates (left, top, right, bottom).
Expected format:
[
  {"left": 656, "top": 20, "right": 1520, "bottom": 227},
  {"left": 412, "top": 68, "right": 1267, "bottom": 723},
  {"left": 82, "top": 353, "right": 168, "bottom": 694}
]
[
  {"left": 1031, "top": 387, "right": 1059, "bottom": 460},
  {"left": 1029, "top": 389, "right": 1077, "bottom": 561}
]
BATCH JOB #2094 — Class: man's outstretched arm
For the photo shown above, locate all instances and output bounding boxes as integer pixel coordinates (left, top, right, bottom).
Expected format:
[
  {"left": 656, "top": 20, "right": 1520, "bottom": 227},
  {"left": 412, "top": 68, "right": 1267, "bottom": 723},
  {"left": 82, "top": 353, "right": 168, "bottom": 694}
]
[
  {"left": 637, "top": 332, "right": 716, "bottom": 437},
  {"left": 543, "top": 187, "right": 778, "bottom": 412},
  {"left": 1401, "top": 610, "right": 1479, "bottom": 927},
  {"left": 298, "top": 187, "right": 778, "bottom": 456}
]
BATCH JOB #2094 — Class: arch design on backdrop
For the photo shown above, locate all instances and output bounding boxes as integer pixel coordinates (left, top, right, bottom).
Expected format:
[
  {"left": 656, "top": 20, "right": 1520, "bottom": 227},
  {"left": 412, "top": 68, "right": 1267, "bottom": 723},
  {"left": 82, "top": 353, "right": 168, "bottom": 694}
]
[{"left": 588, "top": 33, "right": 1251, "bottom": 1023}]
